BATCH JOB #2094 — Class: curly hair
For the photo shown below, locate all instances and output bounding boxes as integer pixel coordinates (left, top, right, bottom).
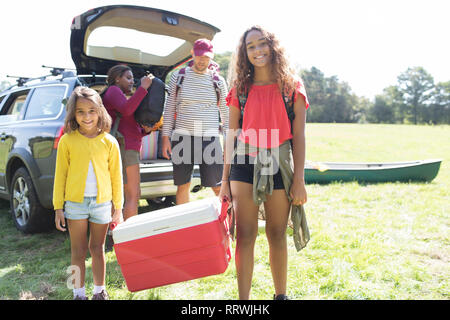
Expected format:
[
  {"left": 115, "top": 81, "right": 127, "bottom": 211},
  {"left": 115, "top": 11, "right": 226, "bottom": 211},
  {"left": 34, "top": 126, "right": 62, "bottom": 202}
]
[{"left": 230, "top": 25, "right": 297, "bottom": 98}]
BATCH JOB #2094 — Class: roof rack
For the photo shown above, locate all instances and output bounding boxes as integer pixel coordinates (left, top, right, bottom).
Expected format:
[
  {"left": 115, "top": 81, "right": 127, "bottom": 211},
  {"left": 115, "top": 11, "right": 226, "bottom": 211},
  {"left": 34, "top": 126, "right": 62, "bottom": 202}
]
[
  {"left": 5, "top": 66, "right": 76, "bottom": 90},
  {"left": 42, "top": 65, "right": 76, "bottom": 76}
]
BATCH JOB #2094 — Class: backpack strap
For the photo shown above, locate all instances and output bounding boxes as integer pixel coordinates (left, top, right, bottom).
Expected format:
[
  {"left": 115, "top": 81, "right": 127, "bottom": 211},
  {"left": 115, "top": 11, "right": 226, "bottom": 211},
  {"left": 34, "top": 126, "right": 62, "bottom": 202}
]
[
  {"left": 283, "top": 90, "right": 296, "bottom": 133},
  {"left": 110, "top": 112, "right": 122, "bottom": 137},
  {"left": 175, "top": 67, "right": 186, "bottom": 100},
  {"left": 237, "top": 93, "right": 248, "bottom": 128},
  {"left": 211, "top": 72, "right": 221, "bottom": 106},
  {"left": 207, "top": 60, "right": 221, "bottom": 106},
  {"left": 175, "top": 63, "right": 221, "bottom": 106}
]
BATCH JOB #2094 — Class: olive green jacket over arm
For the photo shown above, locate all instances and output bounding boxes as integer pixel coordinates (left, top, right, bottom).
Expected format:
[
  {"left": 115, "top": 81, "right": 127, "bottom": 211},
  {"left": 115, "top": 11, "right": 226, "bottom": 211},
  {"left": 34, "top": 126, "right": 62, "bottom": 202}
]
[{"left": 234, "top": 140, "right": 310, "bottom": 251}]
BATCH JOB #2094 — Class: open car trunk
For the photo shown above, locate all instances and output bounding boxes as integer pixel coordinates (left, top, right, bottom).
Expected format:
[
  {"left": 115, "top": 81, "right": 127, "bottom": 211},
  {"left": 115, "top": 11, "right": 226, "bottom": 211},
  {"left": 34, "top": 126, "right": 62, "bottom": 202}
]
[
  {"left": 70, "top": 5, "right": 219, "bottom": 199},
  {"left": 70, "top": 5, "right": 221, "bottom": 79}
]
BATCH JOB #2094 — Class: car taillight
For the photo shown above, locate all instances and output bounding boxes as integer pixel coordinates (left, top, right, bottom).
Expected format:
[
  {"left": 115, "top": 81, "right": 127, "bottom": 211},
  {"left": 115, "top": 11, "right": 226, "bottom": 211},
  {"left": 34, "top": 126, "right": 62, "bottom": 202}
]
[{"left": 53, "top": 126, "right": 64, "bottom": 149}]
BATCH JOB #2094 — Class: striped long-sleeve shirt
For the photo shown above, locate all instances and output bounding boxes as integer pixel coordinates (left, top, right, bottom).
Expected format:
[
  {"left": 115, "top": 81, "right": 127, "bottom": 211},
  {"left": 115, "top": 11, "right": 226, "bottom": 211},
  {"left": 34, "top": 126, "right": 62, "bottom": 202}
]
[{"left": 162, "top": 67, "right": 229, "bottom": 138}]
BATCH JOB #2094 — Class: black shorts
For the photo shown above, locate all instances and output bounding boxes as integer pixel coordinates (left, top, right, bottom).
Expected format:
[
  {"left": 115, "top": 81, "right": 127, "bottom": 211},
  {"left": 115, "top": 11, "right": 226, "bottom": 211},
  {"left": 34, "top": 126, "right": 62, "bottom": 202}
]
[
  {"left": 229, "top": 154, "right": 285, "bottom": 190},
  {"left": 171, "top": 134, "right": 223, "bottom": 187}
]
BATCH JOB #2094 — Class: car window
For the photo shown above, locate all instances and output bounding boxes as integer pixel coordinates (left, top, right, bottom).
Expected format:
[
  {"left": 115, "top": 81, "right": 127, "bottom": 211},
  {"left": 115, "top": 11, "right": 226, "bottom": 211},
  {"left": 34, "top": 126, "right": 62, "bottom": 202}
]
[
  {"left": 24, "top": 86, "right": 66, "bottom": 120},
  {"left": 86, "top": 26, "right": 185, "bottom": 65},
  {"left": 7, "top": 93, "right": 27, "bottom": 116},
  {"left": 0, "top": 90, "right": 31, "bottom": 122}
]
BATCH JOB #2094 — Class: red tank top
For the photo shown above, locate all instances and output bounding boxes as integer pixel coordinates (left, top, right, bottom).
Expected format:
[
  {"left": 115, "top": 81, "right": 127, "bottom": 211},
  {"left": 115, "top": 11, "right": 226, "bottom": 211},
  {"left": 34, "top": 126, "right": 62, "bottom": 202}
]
[{"left": 226, "top": 81, "right": 309, "bottom": 148}]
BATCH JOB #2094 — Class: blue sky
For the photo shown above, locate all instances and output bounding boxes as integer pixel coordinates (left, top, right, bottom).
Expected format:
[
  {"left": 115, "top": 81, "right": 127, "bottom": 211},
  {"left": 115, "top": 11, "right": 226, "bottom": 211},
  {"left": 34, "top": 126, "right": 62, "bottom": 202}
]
[{"left": 1, "top": 0, "right": 448, "bottom": 99}]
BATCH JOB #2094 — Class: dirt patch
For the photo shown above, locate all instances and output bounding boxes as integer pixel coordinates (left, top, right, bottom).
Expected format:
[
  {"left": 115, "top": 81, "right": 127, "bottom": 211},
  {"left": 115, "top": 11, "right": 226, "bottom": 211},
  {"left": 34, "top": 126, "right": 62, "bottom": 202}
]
[{"left": 19, "top": 282, "right": 54, "bottom": 300}]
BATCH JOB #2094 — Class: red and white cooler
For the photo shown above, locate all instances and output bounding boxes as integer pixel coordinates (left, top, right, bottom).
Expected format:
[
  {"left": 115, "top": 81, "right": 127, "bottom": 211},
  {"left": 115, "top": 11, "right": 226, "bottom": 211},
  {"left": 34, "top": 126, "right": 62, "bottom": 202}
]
[{"left": 112, "top": 197, "right": 232, "bottom": 292}]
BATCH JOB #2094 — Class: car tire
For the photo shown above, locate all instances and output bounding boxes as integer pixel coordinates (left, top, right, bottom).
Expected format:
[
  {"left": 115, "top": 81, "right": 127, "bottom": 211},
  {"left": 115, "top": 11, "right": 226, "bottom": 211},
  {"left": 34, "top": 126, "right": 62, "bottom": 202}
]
[{"left": 10, "top": 167, "right": 53, "bottom": 233}]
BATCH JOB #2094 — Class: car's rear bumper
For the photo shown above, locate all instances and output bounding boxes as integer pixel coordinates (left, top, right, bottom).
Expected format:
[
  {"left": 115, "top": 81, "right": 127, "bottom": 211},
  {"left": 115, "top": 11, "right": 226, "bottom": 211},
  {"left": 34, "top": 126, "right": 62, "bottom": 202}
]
[{"left": 139, "top": 160, "right": 202, "bottom": 199}]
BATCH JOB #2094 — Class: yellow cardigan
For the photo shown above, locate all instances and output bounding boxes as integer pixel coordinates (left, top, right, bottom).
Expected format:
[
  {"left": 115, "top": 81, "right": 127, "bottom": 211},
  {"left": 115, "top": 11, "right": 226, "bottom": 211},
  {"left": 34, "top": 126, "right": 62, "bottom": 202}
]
[{"left": 53, "top": 130, "right": 123, "bottom": 210}]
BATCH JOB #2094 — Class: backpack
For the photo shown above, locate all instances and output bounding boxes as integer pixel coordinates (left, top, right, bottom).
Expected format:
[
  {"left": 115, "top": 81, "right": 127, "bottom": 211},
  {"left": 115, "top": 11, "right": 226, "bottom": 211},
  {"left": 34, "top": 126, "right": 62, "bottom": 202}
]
[
  {"left": 134, "top": 76, "right": 166, "bottom": 130},
  {"left": 175, "top": 60, "right": 221, "bottom": 106},
  {"left": 238, "top": 87, "right": 296, "bottom": 131}
]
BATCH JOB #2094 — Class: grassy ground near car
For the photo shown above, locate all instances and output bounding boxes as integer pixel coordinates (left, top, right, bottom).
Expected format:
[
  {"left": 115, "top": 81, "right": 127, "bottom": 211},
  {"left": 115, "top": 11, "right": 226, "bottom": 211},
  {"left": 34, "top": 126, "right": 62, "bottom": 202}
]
[{"left": 0, "top": 123, "right": 448, "bottom": 300}]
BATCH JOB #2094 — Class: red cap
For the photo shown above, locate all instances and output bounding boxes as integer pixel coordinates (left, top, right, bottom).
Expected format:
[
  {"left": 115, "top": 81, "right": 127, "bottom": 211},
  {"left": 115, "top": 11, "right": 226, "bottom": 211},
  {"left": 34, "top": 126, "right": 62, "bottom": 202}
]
[{"left": 193, "top": 39, "right": 214, "bottom": 58}]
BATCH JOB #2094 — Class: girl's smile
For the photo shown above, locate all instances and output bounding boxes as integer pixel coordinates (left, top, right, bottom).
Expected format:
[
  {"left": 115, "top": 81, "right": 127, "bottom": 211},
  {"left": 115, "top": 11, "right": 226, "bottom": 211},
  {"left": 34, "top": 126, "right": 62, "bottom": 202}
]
[
  {"left": 75, "top": 98, "right": 100, "bottom": 137},
  {"left": 246, "top": 30, "right": 271, "bottom": 68}
]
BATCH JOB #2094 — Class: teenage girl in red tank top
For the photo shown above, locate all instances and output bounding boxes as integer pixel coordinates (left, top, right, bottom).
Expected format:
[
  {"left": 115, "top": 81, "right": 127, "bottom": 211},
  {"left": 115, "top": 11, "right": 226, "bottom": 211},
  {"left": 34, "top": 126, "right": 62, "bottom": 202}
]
[{"left": 219, "top": 25, "right": 309, "bottom": 300}]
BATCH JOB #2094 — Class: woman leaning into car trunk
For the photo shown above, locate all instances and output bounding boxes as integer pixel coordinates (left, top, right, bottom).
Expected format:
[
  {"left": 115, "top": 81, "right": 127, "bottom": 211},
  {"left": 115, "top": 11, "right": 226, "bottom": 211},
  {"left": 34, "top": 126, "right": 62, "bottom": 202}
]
[{"left": 101, "top": 65, "right": 154, "bottom": 221}]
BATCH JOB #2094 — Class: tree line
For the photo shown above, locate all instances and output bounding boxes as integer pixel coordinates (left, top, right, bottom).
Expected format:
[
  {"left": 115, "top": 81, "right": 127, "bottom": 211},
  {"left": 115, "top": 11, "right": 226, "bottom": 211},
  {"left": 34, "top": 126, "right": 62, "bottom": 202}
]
[
  {"left": 2, "top": 52, "right": 448, "bottom": 125},
  {"left": 216, "top": 52, "right": 450, "bottom": 125}
]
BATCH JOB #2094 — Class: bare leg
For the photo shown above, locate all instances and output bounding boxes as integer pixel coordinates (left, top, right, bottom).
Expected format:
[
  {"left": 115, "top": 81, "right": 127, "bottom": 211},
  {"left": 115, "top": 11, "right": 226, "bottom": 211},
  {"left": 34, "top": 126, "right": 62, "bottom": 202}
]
[
  {"left": 263, "top": 189, "right": 290, "bottom": 296},
  {"left": 88, "top": 222, "right": 109, "bottom": 286},
  {"left": 67, "top": 219, "right": 89, "bottom": 290},
  {"left": 231, "top": 181, "right": 259, "bottom": 300},
  {"left": 123, "top": 164, "right": 140, "bottom": 221},
  {"left": 176, "top": 182, "right": 191, "bottom": 204}
]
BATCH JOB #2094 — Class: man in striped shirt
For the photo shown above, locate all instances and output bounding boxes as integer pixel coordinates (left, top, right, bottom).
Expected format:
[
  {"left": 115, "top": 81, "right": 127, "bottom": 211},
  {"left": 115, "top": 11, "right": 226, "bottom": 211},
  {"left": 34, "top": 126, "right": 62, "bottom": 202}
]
[{"left": 162, "top": 39, "right": 229, "bottom": 204}]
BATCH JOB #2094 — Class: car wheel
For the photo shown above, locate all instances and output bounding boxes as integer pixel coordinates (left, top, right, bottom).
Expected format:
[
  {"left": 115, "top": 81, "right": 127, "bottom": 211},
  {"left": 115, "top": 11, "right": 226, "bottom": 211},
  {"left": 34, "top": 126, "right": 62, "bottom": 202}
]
[{"left": 10, "top": 167, "right": 53, "bottom": 233}]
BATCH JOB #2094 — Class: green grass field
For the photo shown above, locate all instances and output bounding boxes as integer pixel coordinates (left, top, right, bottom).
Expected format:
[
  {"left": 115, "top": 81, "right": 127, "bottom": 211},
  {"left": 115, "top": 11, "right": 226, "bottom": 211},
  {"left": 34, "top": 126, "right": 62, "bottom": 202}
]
[{"left": 0, "top": 123, "right": 448, "bottom": 300}]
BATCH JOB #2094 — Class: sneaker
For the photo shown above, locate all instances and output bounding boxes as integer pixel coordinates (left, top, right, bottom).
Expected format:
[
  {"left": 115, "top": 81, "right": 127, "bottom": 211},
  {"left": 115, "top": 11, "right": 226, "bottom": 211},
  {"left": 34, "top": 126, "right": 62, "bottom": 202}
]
[
  {"left": 273, "top": 294, "right": 289, "bottom": 300},
  {"left": 73, "top": 295, "right": 88, "bottom": 300},
  {"left": 92, "top": 290, "right": 109, "bottom": 300}
]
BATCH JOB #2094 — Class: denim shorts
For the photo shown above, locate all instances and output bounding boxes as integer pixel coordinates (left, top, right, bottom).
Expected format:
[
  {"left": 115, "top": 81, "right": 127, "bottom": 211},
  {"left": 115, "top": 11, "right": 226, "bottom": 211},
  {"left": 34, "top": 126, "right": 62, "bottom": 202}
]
[{"left": 64, "top": 197, "right": 112, "bottom": 224}]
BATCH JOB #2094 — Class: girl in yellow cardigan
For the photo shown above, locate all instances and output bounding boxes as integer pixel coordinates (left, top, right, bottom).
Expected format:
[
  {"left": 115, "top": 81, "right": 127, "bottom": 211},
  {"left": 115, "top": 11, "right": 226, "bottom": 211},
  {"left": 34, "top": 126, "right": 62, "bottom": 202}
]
[{"left": 53, "top": 86, "right": 123, "bottom": 300}]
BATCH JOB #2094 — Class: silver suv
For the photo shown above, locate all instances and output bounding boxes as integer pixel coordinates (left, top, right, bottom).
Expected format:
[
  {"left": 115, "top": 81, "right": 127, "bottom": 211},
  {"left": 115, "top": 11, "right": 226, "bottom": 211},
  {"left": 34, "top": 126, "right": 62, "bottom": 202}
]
[{"left": 0, "top": 5, "right": 221, "bottom": 233}]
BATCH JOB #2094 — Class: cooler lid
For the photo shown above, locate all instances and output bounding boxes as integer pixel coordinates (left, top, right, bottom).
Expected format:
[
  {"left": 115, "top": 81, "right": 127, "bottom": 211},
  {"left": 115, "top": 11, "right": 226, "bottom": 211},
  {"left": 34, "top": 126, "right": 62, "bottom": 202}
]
[{"left": 112, "top": 197, "right": 220, "bottom": 244}]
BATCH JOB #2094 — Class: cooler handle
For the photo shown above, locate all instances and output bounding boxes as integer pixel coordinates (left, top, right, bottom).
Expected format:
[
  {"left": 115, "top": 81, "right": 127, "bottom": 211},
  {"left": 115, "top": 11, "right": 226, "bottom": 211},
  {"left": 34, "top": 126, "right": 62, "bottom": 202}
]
[
  {"left": 219, "top": 199, "right": 229, "bottom": 223},
  {"left": 226, "top": 242, "right": 232, "bottom": 262}
]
